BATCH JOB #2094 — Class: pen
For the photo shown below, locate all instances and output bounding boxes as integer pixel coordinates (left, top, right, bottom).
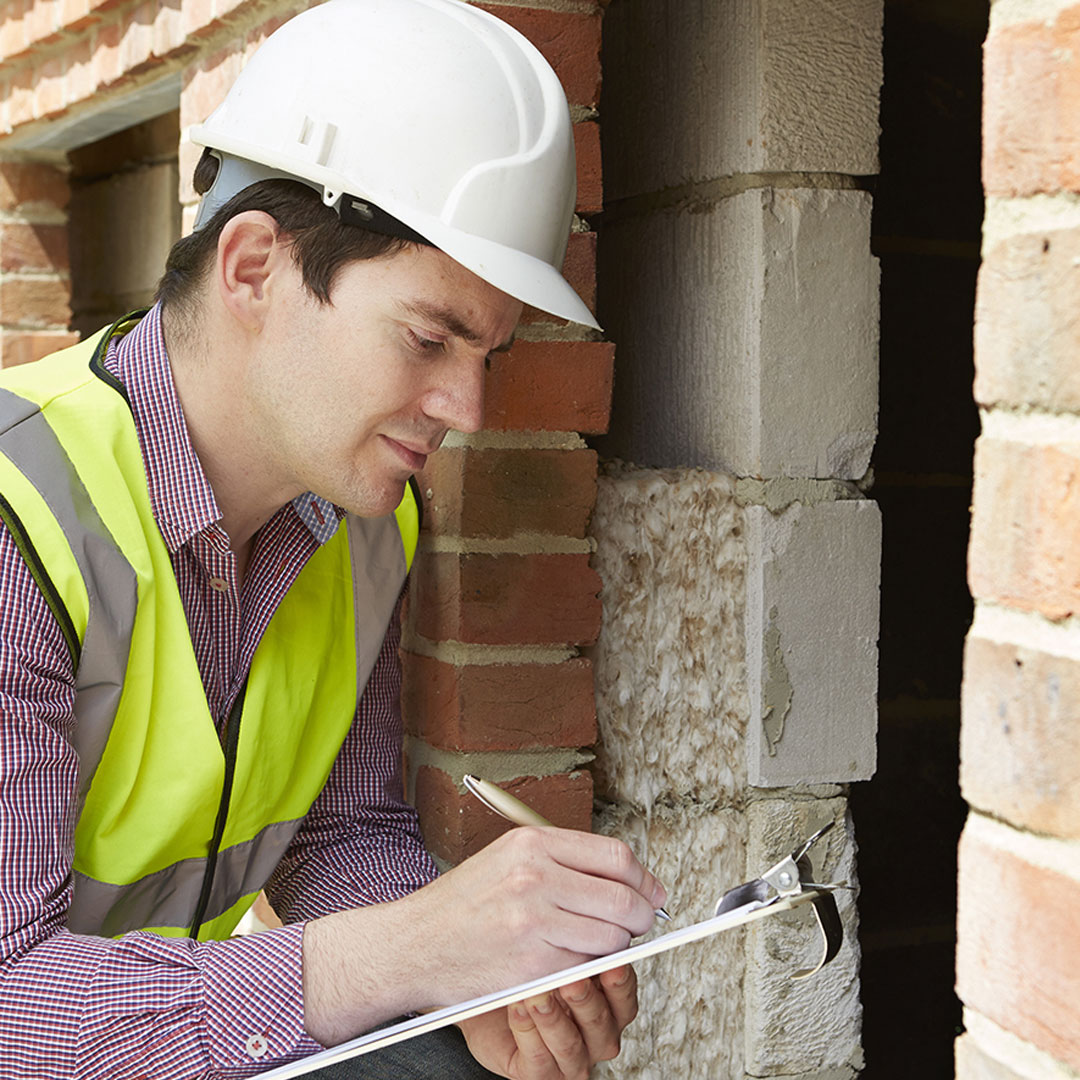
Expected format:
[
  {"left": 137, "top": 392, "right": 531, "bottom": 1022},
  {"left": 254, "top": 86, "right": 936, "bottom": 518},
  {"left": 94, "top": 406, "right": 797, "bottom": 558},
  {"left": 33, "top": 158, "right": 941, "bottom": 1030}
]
[{"left": 463, "top": 773, "right": 671, "bottom": 921}]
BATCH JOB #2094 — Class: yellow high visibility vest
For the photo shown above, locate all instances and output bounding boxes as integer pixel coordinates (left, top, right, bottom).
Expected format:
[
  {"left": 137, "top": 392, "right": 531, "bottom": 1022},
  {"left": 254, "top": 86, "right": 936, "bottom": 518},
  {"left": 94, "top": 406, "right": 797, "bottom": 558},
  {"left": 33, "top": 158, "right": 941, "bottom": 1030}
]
[{"left": 0, "top": 315, "right": 419, "bottom": 940}]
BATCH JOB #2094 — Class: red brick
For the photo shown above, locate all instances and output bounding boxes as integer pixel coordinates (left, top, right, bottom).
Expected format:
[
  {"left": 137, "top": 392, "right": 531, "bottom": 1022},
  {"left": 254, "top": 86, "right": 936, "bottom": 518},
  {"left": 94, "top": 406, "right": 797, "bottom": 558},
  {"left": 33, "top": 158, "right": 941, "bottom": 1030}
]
[
  {"left": 181, "top": 0, "right": 225, "bottom": 39},
  {"left": 25, "top": 0, "right": 59, "bottom": 47},
  {"left": 475, "top": 5, "right": 601, "bottom": 106},
  {"left": 414, "top": 765, "right": 593, "bottom": 863},
  {"left": 969, "top": 437, "right": 1080, "bottom": 620},
  {"left": 975, "top": 228, "right": 1080, "bottom": 415},
  {"left": 961, "top": 636, "right": 1080, "bottom": 840},
  {"left": 0, "top": 0, "right": 28, "bottom": 60},
  {"left": 33, "top": 54, "right": 67, "bottom": 120},
  {"left": 521, "top": 231, "right": 598, "bottom": 327},
  {"left": 86, "top": 0, "right": 129, "bottom": 16},
  {"left": 119, "top": 1, "right": 155, "bottom": 74},
  {"left": 0, "top": 276, "right": 72, "bottom": 328},
  {"left": 417, "top": 446, "right": 597, "bottom": 539},
  {"left": 402, "top": 652, "right": 597, "bottom": 750},
  {"left": 957, "top": 826, "right": 1080, "bottom": 1070},
  {"left": 65, "top": 34, "right": 96, "bottom": 102},
  {"left": 983, "top": 11, "right": 1080, "bottom": 196},
  {"left": 151, "top": 0, "right": 187, "bottom": 59},
  {"left": 411, "top": 552, "right": 602, "bottom": 646},
  {"left": 0, "top": 162, "right": 68, "bottom": 215},
  {"left": 0, "top": 223, "right": 69, "bottom": 273},
  {"left": 7, "top": 64, "right": 35, "bottom": 128},
  {"left": 59, "top": 0, "right": 99, "bottom": 33},
  {"left": 575, "top": 120, "right": 601, "bottom": 214},
  {"left": 180, "top": 46, "right": 243, "bottom": 126},
  {"left": 91, "top": 18, "right": 124, "bottom": 87},
  {"left": 484, "top": 340, "right": 613, "bottom": 434},
  {"left": 0, "top": 329, "right": 79, "bottom": 368},
  {"left": 563, "top": 231, "right": 597, "bottom": 312}
]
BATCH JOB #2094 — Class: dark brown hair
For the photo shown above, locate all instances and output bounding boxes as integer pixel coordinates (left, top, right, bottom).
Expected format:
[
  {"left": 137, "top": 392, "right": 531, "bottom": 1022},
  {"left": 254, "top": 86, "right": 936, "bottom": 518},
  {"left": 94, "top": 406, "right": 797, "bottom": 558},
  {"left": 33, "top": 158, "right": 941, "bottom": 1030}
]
[{"left": 156, "top": 150, "right": 406, "bottom": 318}]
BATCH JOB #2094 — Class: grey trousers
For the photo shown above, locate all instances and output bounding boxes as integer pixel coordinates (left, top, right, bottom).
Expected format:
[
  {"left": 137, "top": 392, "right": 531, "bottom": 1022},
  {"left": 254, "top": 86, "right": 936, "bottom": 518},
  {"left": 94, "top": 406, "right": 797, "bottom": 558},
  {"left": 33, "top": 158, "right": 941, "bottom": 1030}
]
[{"left": 303, "top": 1024, "right": 503, "bottom": 1080}]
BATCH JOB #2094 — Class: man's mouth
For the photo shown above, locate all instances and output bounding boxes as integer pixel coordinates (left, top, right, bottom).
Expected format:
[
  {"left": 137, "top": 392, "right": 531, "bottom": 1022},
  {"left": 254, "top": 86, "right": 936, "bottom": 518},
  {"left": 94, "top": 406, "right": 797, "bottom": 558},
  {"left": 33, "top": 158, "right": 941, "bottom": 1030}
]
[{"left": 383, "top": 435, "right": 439, "bottom": 471}]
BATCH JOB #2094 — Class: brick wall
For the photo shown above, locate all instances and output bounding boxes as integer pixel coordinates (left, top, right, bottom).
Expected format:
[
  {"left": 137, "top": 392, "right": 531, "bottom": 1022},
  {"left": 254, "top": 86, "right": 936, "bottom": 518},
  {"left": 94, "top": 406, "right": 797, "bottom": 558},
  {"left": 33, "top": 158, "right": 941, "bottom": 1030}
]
[
  {"left": 958, "top": 1, "right": 1080, "bottom": 1076},
  {"left": 401, "top": 3, "right": 608, "bottom": 863},
  {"left": 0, "top": 0, "right": 609, "bottom": 864},
  {"left": 0, "top": 160, "right": 76, "bottom": 366}
]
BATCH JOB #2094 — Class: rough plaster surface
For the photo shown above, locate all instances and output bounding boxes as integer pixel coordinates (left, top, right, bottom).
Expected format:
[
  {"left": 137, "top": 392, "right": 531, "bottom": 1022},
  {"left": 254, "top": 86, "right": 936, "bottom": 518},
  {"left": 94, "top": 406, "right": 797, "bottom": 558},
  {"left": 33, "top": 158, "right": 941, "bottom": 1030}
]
[
  {"left": 602, "top": 0, "right": 882, "bottom": 201},
  {"left": 589, "top": 464, "right": 748, "bottom": 809},
  {"left": 745, "top": 501, "right": 880, "bottom": 787},
  {"left": 744, "top": 798, "right": 863, "bottom": 1075},
  {"left": 600, "top": 189, "right": 879, "bottom": 477},
  {"left": 594, "top": 803, "right": 748, "bottom": 1080}
]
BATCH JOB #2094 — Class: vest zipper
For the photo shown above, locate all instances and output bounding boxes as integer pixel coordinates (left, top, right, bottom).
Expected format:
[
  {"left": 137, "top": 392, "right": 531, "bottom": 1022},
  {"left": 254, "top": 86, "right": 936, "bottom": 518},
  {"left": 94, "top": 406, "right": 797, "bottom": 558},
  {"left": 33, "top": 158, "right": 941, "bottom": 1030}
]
[{"left": 189, "top": 676, "right": 249, "bottom": 939}]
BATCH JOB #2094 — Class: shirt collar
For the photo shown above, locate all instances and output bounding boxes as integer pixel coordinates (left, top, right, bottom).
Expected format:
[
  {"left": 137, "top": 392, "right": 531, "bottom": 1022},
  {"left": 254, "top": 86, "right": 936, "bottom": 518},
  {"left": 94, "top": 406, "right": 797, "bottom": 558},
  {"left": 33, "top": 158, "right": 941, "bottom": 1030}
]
[{"left": 105, "top": 303, "right": 342, "bottom": 551}]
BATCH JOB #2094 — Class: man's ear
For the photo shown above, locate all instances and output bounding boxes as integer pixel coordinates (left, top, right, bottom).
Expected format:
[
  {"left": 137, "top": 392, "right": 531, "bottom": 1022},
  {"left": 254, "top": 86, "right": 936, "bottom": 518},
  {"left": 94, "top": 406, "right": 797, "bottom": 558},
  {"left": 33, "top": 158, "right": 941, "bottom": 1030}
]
[{"left": 215, "top": 211, "right": 290, "bottom": 331}]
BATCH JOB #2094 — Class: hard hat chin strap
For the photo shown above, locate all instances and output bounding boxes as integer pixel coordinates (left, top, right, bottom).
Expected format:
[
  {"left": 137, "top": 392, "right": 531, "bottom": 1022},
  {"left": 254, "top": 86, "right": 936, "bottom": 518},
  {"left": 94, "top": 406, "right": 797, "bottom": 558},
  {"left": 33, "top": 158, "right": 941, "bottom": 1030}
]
[{"left": 192, "top": 151, "right": 433, "bottom": 249}]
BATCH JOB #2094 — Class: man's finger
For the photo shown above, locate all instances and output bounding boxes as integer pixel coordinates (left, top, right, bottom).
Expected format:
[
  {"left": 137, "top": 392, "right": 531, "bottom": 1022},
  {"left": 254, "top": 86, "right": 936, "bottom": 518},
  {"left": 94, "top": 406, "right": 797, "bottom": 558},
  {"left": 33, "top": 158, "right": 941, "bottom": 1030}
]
[
  {"left": 598, "top": 964, "right": 639, "bottom": 1032},
  {"left": 523, "top": 828, "right": 669, "bottom": 913},
  {"left": 509, "top": 993, "right": 591, "bottom": 1080},
  {"left": 556, "top": 977, "right": 624, "bottom": 1063}
]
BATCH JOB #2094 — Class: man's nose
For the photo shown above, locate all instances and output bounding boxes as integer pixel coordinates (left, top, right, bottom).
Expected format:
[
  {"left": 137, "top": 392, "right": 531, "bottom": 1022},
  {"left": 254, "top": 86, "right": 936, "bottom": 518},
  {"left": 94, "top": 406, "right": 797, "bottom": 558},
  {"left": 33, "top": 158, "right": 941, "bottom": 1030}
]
[{"left": 428, "top": 353, "right": 486, "bottom": 434}]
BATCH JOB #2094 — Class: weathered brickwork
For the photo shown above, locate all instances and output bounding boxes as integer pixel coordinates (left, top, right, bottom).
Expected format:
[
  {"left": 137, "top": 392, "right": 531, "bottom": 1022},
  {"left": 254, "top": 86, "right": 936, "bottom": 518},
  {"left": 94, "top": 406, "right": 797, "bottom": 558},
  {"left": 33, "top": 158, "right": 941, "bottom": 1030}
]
[
  {"left": 961, "top": 2, "right": 1080, "bottom": 1076},
  {"left": 0, "top": 161, "right": 75, "bottom": 366}
]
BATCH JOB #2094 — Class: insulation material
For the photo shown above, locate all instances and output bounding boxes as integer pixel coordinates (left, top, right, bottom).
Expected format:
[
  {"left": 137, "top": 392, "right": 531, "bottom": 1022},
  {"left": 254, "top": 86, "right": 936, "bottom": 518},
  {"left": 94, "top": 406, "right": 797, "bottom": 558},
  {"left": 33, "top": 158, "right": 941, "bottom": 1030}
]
[
  {"left": 594, "top": 803, "right": 748, "bottom": 1080},
  {"left": 589, "top": 464, "right": 749, "bottom": 810}
]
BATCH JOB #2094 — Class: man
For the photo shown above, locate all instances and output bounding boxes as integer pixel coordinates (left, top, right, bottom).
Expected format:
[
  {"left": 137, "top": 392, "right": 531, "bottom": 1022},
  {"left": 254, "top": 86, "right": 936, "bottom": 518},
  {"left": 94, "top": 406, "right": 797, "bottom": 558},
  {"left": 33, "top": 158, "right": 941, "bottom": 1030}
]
[{"left": 0, "top": 1, "right": 667, "bottom": 1078}]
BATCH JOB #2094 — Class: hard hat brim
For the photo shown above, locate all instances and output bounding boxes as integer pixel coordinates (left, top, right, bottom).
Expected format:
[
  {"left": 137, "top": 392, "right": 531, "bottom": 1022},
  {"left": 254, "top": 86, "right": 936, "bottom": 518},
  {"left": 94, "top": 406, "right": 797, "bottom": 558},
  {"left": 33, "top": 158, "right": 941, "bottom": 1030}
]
[{"left": 190, "top": 129, "right": 601, "bottom": 331}]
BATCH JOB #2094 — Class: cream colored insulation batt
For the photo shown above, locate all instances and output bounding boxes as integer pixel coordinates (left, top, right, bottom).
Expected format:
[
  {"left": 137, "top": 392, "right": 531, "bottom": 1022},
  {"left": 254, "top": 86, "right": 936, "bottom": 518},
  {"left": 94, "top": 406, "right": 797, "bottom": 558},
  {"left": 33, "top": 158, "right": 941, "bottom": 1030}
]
[
  {"left": 594, "top": 802, "right": 748, "bottom": 1080},
  {"left": 589, "top": 465, "right": 750, "bottom": 1078},
  {"left": 588, "top": 464, "right": 749, "bottom": 810}
]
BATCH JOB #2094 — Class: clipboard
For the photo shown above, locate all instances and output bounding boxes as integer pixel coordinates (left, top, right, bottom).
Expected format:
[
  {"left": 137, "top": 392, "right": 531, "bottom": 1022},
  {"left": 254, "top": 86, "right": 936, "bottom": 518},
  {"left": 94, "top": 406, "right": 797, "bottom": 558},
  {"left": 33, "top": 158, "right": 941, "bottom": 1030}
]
[{"left": 257, "top": 885, "right": 833, "bottom": 1079}]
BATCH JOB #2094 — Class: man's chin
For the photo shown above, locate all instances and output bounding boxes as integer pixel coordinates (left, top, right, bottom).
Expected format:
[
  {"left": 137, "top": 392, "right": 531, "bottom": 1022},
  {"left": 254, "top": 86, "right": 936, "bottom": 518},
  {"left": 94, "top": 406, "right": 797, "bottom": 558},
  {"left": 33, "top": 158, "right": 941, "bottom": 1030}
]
[{"left": 337, "top": 478, "right": 412, "bottom": 520}]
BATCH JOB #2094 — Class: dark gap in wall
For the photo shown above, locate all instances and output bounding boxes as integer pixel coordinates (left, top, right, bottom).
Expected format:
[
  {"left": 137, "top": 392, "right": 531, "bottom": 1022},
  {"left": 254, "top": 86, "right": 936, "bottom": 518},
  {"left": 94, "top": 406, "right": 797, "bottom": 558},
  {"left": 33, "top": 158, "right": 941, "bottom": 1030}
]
[
  {"left": 853, "top": 1, "right": 987, "bottom": 1075},
  {"left": 67, "top": 110, "right": 181, "bottom": 339}
]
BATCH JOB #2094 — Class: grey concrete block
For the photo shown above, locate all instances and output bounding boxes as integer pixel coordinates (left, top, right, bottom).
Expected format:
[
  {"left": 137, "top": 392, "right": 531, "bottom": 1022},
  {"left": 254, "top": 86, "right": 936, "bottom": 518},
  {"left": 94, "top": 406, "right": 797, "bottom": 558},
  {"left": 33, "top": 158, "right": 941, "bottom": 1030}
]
[
  {"left": 744, "top": 797, "right": 863, "bottom": 1075},
  {"left": 745, "top": 500, "right": 880, "bottom": 787},
  {"left": 600, "top": 188, "right": 879, "bottom": 479},
  {"left": 589, "top": 464, "right": 748, "bottom": 810},
  {"left": 759, "top": 189, "right": 880, "bottom": 480},
  {"left": 603, "top": 0, "right": 883, "bottom": 202},
  {"left": 594, "top": 803, "right": 749, "bottom": 1080}
]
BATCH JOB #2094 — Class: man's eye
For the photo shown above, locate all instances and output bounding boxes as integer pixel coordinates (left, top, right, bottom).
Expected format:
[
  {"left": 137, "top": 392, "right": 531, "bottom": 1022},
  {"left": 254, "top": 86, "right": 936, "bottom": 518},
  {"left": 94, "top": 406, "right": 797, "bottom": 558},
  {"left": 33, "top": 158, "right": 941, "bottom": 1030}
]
[{"left": 407, "top": 329, "right": 445, "bottom": 353}]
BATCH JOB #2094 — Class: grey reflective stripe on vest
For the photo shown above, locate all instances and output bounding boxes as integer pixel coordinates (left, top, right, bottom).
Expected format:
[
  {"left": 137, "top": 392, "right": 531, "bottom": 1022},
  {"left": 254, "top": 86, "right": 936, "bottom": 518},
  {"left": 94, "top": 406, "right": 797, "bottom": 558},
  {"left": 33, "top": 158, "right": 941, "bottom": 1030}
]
[
  {"left": 0, "top": 388, "right": 138, "bottom": 807},
  {"left": 67, "top": 818, "right": 305, "bottom": 936},
  {"left": 346, "top": 511, "right": 409, "bottom": 699}
]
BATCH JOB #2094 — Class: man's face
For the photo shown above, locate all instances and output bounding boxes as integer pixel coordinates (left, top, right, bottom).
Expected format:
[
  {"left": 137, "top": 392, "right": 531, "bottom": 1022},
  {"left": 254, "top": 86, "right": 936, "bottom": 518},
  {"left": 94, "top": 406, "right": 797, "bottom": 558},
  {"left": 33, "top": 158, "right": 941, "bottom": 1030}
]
[{"left": 250, "top": 242, "right": 522, "bottom": 517}]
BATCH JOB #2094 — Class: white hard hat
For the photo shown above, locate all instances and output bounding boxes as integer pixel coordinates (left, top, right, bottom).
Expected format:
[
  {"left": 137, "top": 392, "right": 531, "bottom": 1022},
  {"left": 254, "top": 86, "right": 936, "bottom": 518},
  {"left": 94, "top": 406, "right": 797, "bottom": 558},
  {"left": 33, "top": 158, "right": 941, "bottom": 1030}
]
[{"left": 189, "top": 0, "right": 598, "bottom": 329}]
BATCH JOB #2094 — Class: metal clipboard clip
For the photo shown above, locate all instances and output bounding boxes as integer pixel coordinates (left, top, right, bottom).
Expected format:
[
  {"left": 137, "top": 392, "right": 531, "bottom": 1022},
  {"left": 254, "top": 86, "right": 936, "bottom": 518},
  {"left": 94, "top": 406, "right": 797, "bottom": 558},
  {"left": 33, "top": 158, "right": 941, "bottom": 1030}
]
[{"left": 713, "top": 822, "right": 850, "bottom": 979}]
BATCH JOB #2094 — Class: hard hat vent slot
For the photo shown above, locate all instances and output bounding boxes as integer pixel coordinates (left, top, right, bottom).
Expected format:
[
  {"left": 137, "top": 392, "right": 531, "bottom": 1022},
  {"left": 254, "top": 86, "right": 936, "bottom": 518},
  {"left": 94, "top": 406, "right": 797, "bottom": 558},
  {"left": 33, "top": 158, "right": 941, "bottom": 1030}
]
[{"left": 296, "top": 116, "right": 337, "bottom": 167}]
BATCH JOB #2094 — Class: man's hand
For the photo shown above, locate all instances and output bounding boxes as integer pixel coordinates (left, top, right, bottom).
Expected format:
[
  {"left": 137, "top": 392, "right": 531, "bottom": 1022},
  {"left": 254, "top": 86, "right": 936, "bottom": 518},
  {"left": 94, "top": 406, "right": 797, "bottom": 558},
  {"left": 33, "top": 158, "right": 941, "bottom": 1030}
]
[
  {"left": 458, "top": 966, "right": 639, "bottom": 1080},
  {"left": 303, "top": 828, "right": 665, "bottom": 1047}
]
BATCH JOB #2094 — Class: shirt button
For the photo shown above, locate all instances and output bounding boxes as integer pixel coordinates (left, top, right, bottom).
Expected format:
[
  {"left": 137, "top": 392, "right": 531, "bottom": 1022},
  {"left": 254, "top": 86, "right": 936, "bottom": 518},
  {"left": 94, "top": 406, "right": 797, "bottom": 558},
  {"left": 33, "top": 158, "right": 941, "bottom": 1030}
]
[
  {"left": 209, "top": 577, "right": 229, "bottom": 593},
  {"left": 245, "top": 1034, "right": 269, "bottom": 1059}
]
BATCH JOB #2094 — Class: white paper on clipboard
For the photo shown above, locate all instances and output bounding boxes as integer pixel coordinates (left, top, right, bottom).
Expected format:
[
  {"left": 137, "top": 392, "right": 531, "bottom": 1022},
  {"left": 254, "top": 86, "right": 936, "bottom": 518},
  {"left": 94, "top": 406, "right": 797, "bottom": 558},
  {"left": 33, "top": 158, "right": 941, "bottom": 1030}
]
[{"left": 257, "top": 889, "right": 824, "bottom": 1079}]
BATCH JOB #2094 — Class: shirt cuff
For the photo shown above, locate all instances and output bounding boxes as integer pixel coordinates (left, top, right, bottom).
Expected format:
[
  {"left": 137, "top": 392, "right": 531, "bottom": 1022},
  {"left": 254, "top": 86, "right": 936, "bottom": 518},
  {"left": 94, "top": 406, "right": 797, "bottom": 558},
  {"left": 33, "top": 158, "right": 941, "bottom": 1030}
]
[{"left": 203, "top": 922, "right": 325, "bottom": 1074}]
